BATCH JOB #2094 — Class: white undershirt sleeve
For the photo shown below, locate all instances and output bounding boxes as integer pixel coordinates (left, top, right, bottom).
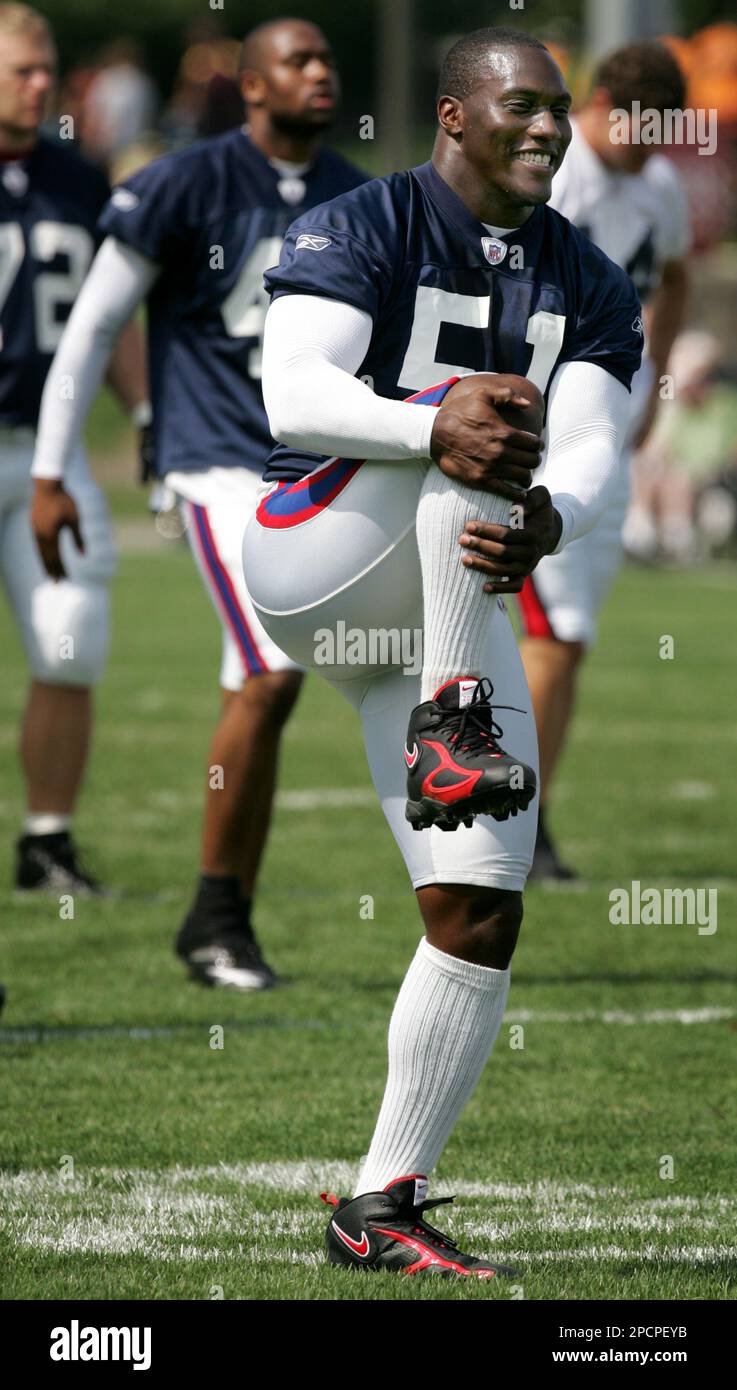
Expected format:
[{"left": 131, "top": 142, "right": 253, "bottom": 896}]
[
  {"left": 261, "top": 293, "right": 438, "bottom": 461},
  {"left": 537, "top": 359, "right": 633, "bottom": 552},
  {"left": 31, "top": 237, "right": 160, "bottom": 480}
]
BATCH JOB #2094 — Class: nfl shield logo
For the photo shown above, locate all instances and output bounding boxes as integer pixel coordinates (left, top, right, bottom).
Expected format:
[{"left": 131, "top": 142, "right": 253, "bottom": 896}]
[{"left": 482, "top": 236, "right": 508, "bottom": 266}]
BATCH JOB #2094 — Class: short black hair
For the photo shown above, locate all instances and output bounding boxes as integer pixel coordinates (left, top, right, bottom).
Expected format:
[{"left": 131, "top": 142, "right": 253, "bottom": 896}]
[
  {"left": 239, "top": 16, "right": 323, "bottom": 75},
  {"left": 437, "top": 26, "right": 550, "bottom": 101},
  {"left": 593, "top": 41, "right": 686, "bottom": 115}
]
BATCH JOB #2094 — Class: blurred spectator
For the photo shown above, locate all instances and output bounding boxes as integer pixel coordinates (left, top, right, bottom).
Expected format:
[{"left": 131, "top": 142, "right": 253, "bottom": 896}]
[
  {"left": 198, "top": 72, "right": 244, "bottom": 138},
  {"left": 660, "top": 23, "right": 737, "bottom": 250},
  {"left": 82, "top": 39, "right": 158, "bottom": 166},
  {"left": 160, "top": 27, "right": 240, "bottom": 146},
  {"left": 109, "top": 137, "right": 167, "bottom": 186},
  {"left": 625, "top": 331, "right": 737, "bottom": 562}
]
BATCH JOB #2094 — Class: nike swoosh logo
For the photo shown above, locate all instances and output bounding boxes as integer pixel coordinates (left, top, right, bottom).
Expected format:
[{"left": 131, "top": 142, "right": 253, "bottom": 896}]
[
  {"left": 332, "top": 1220, "right": 370, "bottom": 1258},
  {"left": 404, "top": 742, "right": 419, "bottom": 770}
]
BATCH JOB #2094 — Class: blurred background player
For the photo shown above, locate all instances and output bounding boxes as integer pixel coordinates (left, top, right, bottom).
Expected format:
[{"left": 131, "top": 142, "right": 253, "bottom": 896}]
[
  {"left": 0, "top": 3, "right": 147, "bottom": 893},
  {"left": 515, "top": 40, "right": 691, "bottom": 879},
  {"left": 30, "top": 18, "right": 366, "bottom": 989},
  {"left": 626, "top": 328, "right": 737, "bottom": 562}
]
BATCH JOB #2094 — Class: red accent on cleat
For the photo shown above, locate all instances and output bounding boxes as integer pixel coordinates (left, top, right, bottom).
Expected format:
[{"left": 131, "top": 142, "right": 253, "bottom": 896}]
[
  {"left": 420, "top": 740, "right": 483, "bottom": 803},
  {"left": 372, "top": 1226, "right": 497, "bottom": 1278},
  {"left": 320, "top": 1191, "right": 340, "bottom": 1208}
]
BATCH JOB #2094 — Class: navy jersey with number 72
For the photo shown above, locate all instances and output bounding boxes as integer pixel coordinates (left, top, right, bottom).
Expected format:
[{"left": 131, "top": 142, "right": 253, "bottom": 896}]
[
  {"left": 0, "top": 137, "right": 109, "bottom": 428},
  {"left": 263, "top": 160, "right": 644, "bottom": 481}
]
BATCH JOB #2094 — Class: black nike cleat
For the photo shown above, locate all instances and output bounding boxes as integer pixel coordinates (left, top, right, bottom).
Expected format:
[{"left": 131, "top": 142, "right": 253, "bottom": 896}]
[
  {"left": 404, "top": 676, "right": 536, "bottom": 831},
  {"left": 322, "top": 1175, "right": 518, "bottom": 1279},
  {"left": 15, "top": 831, "right": 108, "bottom": 896},
  {"left": 528, "top": 808, "right": 578, "bottom": 883},
  {"left": 175, "top": 883, "right": 277, "bottom": 992}
]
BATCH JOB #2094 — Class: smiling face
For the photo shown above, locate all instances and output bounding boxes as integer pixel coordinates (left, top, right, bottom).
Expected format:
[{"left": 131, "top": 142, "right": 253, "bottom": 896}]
[
  {"left": 437, "top": 45, "right": 572, "bottom": 220},
  {"left": 240, "top": 21, "right": 340, "bottom": 136}
]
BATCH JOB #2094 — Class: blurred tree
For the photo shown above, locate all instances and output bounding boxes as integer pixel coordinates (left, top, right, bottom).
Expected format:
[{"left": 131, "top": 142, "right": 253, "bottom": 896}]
[{"left": 39, "top": 0, "right": 737, "bottom": 159}]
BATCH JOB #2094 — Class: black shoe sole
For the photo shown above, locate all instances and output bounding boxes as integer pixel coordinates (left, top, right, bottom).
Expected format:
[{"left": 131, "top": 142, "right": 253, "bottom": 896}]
[
  {"left": 406, "top": 782, "right": 536, "bottom": 832},
  {"left": 326, "top": 1250, "right": 519, "bottom": 1278}
]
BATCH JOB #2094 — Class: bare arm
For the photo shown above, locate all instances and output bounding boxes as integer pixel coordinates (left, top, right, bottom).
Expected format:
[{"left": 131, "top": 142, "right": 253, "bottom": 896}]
[{"left": 634, "top": 258, "right": 689, "bottom": 448}]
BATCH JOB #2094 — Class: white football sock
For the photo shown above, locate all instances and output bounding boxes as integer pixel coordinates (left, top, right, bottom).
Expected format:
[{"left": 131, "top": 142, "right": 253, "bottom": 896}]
[
  {"left": 416, "top": 467, "right": 511, "bottom": 702},
  {"left": 355, "top": 937, "right": 510, "bottom": 1196},
  {"left": 24, "top": 813, "right": 71, "bottom": 836}
]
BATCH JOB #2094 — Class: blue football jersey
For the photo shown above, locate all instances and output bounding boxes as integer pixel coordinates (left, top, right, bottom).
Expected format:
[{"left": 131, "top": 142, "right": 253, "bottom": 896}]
[
  {"left": 263, "top": 161, "right": 644, "bottom": 481},
  {"left": 0, "top": 137, "right": 109, "bottom": 427},
  {"left": 98, "top": 128, "right": 367, "bottom": 476}
]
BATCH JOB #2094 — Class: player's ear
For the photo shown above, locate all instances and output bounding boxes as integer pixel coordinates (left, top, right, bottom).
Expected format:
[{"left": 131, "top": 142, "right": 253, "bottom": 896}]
[
  {"left": 240, "top": 69, "right": 266, "bottom": 107},
  {"left": 588, "top": 85, "right": 615, "bottom": 114},
  {"left": 437, "top": 94, "right": 464, "bottom": 140}
]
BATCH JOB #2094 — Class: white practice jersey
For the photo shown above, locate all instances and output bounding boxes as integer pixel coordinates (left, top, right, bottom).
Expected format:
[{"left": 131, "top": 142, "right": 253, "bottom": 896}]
[{"left": 549, "top": 119, "right": 692, "bottom": 304}]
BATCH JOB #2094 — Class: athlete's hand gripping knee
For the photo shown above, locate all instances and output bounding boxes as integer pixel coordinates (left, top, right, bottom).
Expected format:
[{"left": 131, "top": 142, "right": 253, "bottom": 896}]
[{"left": 429, "top": 373, "right": 544, "bottom": 498}]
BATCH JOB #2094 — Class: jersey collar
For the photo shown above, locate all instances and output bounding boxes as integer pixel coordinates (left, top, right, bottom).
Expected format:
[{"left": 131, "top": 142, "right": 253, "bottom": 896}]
[
  {"left": 414, "top": 160, "right": 544, "bottom": 268},
  {"left": 238, "top": 127, "right": 321, "bottom": 186}
]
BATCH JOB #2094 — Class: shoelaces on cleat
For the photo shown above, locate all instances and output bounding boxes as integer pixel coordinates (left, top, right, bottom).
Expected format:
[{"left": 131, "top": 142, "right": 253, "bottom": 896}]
[
  {"left": 444, "top": 678, "right": 525, "bottom": 757},
  {"left": 409, "top": 1196, "right": 459, "bottom": 1251}
]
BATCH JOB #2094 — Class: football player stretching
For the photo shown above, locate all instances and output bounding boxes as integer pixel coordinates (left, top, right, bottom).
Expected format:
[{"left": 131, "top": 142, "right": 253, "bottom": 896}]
[{"left": 246, "top": 26, "right": 641, "bottom": 1275}]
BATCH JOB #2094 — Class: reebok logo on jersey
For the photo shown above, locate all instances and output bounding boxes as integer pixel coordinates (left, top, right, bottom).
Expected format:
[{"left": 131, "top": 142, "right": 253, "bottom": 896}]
[
  {"left": 481, "top": 236, "right": 508, "bottom": 266},
  {"left": 295, "top": 233, "right": 332, "bottom": 251},
  {"left": 332, "top": 1221, "right": 371, "bottom": 1258},
  {"left": 110, "top": 188, "right": 140, "bottom": 212},
  {"left": 404, "top": 742, "right": 419, "bottom": 769},
  {"left": 632, "top": 316, "right": 644, "bottom": 336}
]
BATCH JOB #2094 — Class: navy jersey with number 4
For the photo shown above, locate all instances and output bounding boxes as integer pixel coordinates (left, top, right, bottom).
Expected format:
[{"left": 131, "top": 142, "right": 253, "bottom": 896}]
[
  {"left": 0, "top": 137, "right": 109, "bottom": 427},
  {"left": 263, "top": 161, "right": 644, "bottom": 481},
  {"left": 99, "top": 128, "right": 367, "bottom": 476}
]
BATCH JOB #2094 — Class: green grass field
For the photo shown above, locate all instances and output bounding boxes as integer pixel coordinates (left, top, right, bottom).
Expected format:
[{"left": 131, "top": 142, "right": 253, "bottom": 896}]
[{"left": 1, "top": 503, "right": 736, "bottom": 1301}]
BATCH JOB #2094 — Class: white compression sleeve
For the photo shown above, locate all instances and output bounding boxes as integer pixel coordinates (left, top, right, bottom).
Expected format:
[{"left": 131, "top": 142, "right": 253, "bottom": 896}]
[
  {"left": 417, "top": 359, "right": 634, "bottom": 699},
  {"left": 261, "top": 294, "right": 438, "bottom": 460},
  {"left": 32, "top": 237, "right": 159, "bottom": 481},
  {"left": 539, "top": 360, "right": 633, "bottom": 552}
]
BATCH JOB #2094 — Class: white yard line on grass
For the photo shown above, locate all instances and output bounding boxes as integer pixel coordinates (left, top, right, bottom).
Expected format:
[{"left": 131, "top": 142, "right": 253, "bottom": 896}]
[
  {"left": 1, "top": 1005, "right": 733, "bottom": 1047},
  {"left": 486, "top": 1245, "right": 737, "bottom": 1264},
  {"left": 506, "top": 1007, "right": 735, "bottom": 1025},
  {"left": 3, "top": 1164, "right": 734, "bottom": 1263},
  {"left": 3, "top": 1163, "right": 735, "bottom": 1207}
]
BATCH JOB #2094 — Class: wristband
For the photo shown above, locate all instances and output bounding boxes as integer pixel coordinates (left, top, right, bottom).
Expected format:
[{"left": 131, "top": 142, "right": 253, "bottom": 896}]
[{"left": 130, "top": 400, "right": 153, "bottom": 429}]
